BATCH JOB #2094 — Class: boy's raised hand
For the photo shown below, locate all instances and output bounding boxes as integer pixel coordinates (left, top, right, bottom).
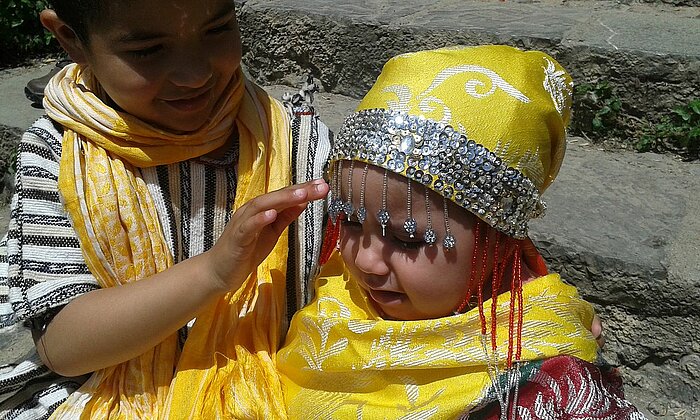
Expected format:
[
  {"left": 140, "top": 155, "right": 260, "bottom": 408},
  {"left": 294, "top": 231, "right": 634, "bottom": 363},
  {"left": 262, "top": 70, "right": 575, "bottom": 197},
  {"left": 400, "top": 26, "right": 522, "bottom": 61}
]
[
  {"left": 205, "top": 179, "right": 329, "bottom": 292},
  {"left": 34, "top": 179, "right": 328, "bottom": 377}
]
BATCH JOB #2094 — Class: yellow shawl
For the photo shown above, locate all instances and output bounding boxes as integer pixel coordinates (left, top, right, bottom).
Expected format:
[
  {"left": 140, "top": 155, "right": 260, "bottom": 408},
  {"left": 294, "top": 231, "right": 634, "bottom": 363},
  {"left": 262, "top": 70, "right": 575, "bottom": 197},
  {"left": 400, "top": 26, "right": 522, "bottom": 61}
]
[
  {"left": 45, "top": 64, "right": 290, "bottom": 419},
  {"left": 278, "top": 253, "right": 598, "bottom": 419}
]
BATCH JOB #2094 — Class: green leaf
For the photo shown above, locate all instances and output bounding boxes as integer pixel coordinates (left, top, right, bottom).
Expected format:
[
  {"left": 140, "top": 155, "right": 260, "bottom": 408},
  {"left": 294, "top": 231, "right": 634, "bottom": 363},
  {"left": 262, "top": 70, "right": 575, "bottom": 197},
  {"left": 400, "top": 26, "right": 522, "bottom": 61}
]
[
  {"left": 636, "top": 135, "right": 653, "bottom": 152},
  {"left": 610, "top": 99, "right": 622, "bottom": 112},
  {"left": 575, "top": 84, "right": 593, "bottom": 95},
  {"left": 592, "top": 117, "right": 603, "bottom": 129},
  {"left": 673, "top": 107, "right": 692, "bottom": 122},
  {"left": 691, "top": 100, "right": 700, "bottom": 116}
]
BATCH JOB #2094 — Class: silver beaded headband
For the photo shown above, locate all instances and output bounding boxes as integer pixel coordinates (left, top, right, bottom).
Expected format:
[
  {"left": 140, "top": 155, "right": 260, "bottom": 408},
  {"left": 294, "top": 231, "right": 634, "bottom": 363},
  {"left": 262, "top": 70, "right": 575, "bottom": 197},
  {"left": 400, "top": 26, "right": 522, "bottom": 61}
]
[{"left": 328, "top": 109, "right": 546, "bottom": 241}]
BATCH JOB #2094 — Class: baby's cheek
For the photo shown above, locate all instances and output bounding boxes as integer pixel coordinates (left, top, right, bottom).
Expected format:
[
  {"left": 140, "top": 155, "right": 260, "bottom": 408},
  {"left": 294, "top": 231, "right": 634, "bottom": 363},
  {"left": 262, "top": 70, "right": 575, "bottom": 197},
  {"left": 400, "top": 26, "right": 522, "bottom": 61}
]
[
  {"left": 424, "top": 272, "right": 469, "bottom": 308},
  {"left": 338, "top": 242, "right": 357, "bottom": 270},
  {"left": 407, "top": 282, "right": 457, "bottom": 316}
]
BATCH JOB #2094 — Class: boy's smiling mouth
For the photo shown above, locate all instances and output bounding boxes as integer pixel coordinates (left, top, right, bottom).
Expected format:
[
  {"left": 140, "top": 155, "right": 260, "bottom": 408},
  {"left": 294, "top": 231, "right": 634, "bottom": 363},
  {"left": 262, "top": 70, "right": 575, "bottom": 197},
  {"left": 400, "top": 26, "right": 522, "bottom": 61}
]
[{"left": 161, "top": 89, "right": 212, "bottom": 112}]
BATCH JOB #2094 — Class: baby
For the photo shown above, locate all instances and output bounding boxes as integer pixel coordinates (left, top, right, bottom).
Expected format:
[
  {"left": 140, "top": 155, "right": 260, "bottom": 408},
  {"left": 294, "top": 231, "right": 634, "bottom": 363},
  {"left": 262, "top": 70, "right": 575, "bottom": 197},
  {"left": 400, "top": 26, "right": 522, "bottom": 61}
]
[{"left": 278, "top": 45, "right": 646, "bottom": 419}]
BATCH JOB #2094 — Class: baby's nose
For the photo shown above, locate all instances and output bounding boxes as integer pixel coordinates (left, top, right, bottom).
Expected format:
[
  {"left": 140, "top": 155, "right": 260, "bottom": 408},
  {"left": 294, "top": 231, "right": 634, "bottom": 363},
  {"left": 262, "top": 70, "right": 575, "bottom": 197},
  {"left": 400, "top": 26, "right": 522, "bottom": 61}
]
[
  {"left": 361, "top": 275, "right": 389, "bottom": 289},
  {"left": 354, "top": 236, "right": 390, "bottom": 276}
]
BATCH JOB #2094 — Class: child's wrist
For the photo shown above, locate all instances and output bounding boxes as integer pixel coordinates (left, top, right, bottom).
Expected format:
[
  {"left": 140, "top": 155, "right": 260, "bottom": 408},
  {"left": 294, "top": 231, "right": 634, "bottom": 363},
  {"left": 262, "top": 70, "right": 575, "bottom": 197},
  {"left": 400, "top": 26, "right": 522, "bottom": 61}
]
[{"left": 195, "top": 251, "right": 242, "bottom": 295}]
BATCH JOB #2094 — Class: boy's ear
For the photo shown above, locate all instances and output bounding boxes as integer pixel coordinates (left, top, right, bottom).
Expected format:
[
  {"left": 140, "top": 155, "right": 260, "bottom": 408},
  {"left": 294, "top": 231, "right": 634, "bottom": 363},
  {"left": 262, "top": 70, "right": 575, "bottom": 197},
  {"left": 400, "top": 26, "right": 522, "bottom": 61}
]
[{"left": 40, "top": 9, "right": 89, "bottom": 65}]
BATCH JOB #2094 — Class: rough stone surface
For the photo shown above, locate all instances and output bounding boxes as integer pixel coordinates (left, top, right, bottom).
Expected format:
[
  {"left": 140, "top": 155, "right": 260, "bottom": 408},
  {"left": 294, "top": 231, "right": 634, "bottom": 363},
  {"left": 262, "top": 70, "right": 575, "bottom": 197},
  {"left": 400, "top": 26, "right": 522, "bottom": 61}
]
[
  {"left": 530, "top": 141, "right": 700, "bottom": 417},
  {"left": 236, "top": 0, "right": 700, "bottom": 151},
  {"left": 0, "top": 61, "right": 51, "bottom": 130},
  {"left": 0, "top": 124, "right": 20, "bottom": 203}
]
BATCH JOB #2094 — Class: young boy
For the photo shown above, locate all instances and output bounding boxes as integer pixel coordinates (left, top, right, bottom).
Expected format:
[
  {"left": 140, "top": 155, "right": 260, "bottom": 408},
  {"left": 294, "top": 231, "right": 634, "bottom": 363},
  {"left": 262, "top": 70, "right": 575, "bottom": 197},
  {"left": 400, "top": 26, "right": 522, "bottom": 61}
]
[
  {"left": 0, "top": 0, "right": 329, "bottom": 418},
  {"left": 278, "top": 45, "right": 646, "bottom": 419}
]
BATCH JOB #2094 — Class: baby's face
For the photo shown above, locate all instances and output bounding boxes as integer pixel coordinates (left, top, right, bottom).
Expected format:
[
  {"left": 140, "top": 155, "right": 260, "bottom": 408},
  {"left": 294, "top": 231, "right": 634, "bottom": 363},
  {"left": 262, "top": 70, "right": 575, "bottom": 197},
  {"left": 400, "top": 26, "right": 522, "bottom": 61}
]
[
  {"left": 77, "top": 0, "right": 242, "bottom": 132},
  {"left": 338, "top": 163, "right": 480, "bottom": 320}
]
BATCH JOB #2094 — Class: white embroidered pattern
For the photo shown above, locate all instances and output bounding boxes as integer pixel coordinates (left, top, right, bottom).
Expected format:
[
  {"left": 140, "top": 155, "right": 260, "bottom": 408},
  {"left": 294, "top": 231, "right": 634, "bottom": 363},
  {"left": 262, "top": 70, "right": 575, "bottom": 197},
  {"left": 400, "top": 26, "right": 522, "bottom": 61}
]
[
  {"left": 382, "top": 65, "right": 531, "bottom": 124},
  {"left": 382, "top": 84, "right": 413, "bottom": 114},
  {"left": 520, "top": 366, "right": 647, "bottom": 419},
  {"left": 492, "top": 139, "right": 545, "bottom": 189},
  {"left": 295, "top": 297, "right": 350, "bottom": 370},
  {"left": 542, "top": 58, "right": 573, "bottom": 116},
  {"left": 513, "top": 145, "right": 544, "bottom": 189}
]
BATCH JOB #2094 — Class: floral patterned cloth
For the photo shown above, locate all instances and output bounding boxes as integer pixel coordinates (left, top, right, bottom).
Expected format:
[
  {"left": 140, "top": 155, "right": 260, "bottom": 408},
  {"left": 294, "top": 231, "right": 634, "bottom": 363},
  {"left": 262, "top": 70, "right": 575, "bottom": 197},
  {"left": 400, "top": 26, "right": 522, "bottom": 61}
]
[
  {"left": 470, "top": 356, "right": 647, "bottom": 419},
  {"left": 278, "top": 253, "right": 602, "bottom": 419}
]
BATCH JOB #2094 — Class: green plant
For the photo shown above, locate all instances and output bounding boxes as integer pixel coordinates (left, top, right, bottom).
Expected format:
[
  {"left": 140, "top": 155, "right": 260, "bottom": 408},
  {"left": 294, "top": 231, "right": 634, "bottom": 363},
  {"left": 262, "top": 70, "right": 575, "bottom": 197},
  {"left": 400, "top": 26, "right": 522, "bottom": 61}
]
[
  {"left": 573, "top": 80, "right": 622, "bottom": 138},
  {"left": 637, "top": 99, "right": 700, "bottom": 160},
  {"left": 0, "top": 0, "right": 56, "bottom": 66}
]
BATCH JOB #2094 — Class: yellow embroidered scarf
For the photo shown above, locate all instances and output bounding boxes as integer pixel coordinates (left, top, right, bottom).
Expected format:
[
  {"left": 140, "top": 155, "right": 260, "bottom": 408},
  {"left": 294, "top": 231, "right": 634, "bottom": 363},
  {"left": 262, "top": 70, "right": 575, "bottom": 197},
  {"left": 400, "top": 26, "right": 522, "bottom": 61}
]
[
  {"left": 278, "top": 253, "right": 598, "bottom": 419},
  {"left": 46, "top": 64, "right": 291, "bottom": 419}
]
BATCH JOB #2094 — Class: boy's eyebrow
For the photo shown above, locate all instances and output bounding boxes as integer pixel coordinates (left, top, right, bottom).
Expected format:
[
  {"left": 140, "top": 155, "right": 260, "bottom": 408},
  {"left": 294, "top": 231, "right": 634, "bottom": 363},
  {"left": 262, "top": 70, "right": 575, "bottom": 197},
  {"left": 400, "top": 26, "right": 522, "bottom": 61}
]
[
  {"left": 116, "top": 31, "right": 169, "bottom": 44},
  {"left": 201, "top": 2, "right": 236, "bottom": 26},
  {"left": 115, "top": 3, "right": 236, "bottom": 44}
]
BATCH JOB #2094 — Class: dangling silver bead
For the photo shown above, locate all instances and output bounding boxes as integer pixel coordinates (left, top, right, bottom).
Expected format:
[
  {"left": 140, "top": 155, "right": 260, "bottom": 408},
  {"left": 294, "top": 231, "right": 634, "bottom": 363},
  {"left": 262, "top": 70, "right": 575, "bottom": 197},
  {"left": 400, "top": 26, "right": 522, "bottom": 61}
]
[
  {"left": 343, "top": 201, "right": 355, "bottom": 217},
  {"left": 377, "top": 209, "right": 390, "bottom": 236},
  {"left": 404, "top": 218, "right": 417, "bottom": 238},
  {"left": 404, "top": 177, "right": 416, "bottom": 238},
  {"left": 357, "top": 206, "right": 367, "bottom": 223},
  {"left": 424, "top": 185, "right": 436, "bottom": 246},
  {"left": 328, "top": 161, "right": 342, "bottom": 223},
  {"left": 344, "top": 160, "right": 355, "bottom": 218},
  {"left": 443, "top": 233, "right": 456, "bottom": 250},
  {"left": 377, "top": 168, "right": 390, "bottom": 236},
  {"left": 424, "top": 228, "right": 437, "bottom": 245},
  {"left": 357, "top": 163, "right": 369, "bottom": 224},
  {"left": 442, "top": 196, "right": 456, "bottom": 250}
]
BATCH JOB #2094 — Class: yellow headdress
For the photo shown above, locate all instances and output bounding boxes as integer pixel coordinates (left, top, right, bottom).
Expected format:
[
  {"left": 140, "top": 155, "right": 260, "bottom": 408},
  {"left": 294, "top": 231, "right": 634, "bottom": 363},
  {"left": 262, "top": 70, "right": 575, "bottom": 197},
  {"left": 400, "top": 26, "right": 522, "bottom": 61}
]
[{"left": 328, "top": 45, "right": 573, "bottom": 240}]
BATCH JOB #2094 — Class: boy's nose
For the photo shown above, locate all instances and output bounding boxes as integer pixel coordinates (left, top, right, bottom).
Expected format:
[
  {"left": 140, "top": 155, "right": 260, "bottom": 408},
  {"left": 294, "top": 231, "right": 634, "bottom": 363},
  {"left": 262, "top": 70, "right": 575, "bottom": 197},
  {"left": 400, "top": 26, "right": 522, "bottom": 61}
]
[
  {"left": 353, "top": 235, "right": 390, "bottom": 276},
  {"left": 168, "top": 52, "right": 213, "bottom": 89}
]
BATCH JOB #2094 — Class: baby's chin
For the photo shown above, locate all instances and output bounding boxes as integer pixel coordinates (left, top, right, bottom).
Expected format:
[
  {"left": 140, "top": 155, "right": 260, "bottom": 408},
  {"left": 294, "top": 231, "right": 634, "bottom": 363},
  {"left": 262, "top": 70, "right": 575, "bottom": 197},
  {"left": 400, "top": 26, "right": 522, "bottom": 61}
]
[{"left": 371, "top": 298, "right": 453, "bottom": 321}]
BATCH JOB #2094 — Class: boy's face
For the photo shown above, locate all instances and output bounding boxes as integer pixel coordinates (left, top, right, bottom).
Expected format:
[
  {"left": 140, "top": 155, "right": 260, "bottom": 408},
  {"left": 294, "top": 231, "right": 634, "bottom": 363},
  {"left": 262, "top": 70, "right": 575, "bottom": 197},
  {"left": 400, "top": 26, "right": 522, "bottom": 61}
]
[
  {"left": 76, "top": 0, "right": 242, "bottom": 132},
  {"left": 338, "top": 164, "right": 479, "bottom": 321}
]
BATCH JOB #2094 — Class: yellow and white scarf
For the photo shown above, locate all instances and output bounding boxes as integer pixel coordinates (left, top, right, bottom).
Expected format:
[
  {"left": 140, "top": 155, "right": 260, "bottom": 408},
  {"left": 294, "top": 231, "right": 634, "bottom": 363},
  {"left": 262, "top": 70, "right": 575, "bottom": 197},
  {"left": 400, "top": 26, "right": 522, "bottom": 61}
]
[
  {"left": 278, "top": 253, "right": 598, "bottom": 419},
  {"left": 45, "top": 64, "right": 291, "bottom": 419}
]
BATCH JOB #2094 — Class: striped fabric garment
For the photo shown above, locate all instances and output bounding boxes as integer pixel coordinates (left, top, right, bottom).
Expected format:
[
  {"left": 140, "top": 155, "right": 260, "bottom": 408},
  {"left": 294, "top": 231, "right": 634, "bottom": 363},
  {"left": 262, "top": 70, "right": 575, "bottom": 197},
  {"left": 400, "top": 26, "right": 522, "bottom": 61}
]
[
  {"left": 0, "top": 89, "right": 331, "bottom": 419},
  {"left": 0, "top": 116, "right": 238, "bottom": 418}
]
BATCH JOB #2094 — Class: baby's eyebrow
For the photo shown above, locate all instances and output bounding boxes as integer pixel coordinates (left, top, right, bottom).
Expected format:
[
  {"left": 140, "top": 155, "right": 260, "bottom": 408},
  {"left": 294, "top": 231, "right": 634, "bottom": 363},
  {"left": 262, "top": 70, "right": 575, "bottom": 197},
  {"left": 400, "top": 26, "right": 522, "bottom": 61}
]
[{"left": 386, "top": 221, "right": 417, "bottom": 237}]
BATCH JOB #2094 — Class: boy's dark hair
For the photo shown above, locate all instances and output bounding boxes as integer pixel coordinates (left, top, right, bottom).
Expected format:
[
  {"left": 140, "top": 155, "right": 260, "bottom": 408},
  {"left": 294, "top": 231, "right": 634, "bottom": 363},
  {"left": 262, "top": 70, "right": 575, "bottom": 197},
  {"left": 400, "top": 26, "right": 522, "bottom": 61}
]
[{"left": 48, "top": 0, "right": 107, "bottom": 43}]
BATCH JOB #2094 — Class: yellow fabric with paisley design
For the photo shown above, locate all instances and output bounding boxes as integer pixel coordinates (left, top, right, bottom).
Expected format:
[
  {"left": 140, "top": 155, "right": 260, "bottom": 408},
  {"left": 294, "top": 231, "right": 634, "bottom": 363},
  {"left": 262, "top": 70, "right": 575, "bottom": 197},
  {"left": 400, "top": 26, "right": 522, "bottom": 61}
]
[
  {"left": 279, "top": 252, "right": 597, "bottom": 418},
  {"left": 47, "top": 64, "right": 290, "bottom": 419},
  {"left": 358, "top": 44, "right": 572, "bottom": 193}
]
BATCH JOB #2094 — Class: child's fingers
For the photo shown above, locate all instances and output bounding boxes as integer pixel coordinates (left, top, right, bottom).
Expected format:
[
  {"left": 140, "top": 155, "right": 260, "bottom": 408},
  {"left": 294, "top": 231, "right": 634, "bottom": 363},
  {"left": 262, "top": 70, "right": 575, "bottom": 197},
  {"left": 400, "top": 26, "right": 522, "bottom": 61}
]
[
  {"left": 236, "top": 180, "right": 328, "bottom": 220},
  {"left": 267, "top": 181, "right": 327, "bottom": 231},
  {"left": 268, "top": 203, "right": 308, "bottom": 234},
  {"left": 232, "top": 208, "right": 279, "bottom": 248},
  {"left": 276, "top": 180, "right": 328, "bottom": 210},
  {"left": 226, "top": 179, "right": 328, "bottom": 247},
  {"left": 239, "top": 203, "right": 306, "bottom": 247}
]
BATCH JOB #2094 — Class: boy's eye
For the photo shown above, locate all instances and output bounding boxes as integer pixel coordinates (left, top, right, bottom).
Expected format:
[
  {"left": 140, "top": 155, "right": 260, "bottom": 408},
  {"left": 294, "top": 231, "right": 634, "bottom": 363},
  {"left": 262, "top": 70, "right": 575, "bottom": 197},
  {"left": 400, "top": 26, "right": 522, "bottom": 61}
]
[
  {"left": 207, "top": 22, "right": 235, "bottom": 35},
  {"left": 128, "top": 45, "right": 162, "bottom": 58}
]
